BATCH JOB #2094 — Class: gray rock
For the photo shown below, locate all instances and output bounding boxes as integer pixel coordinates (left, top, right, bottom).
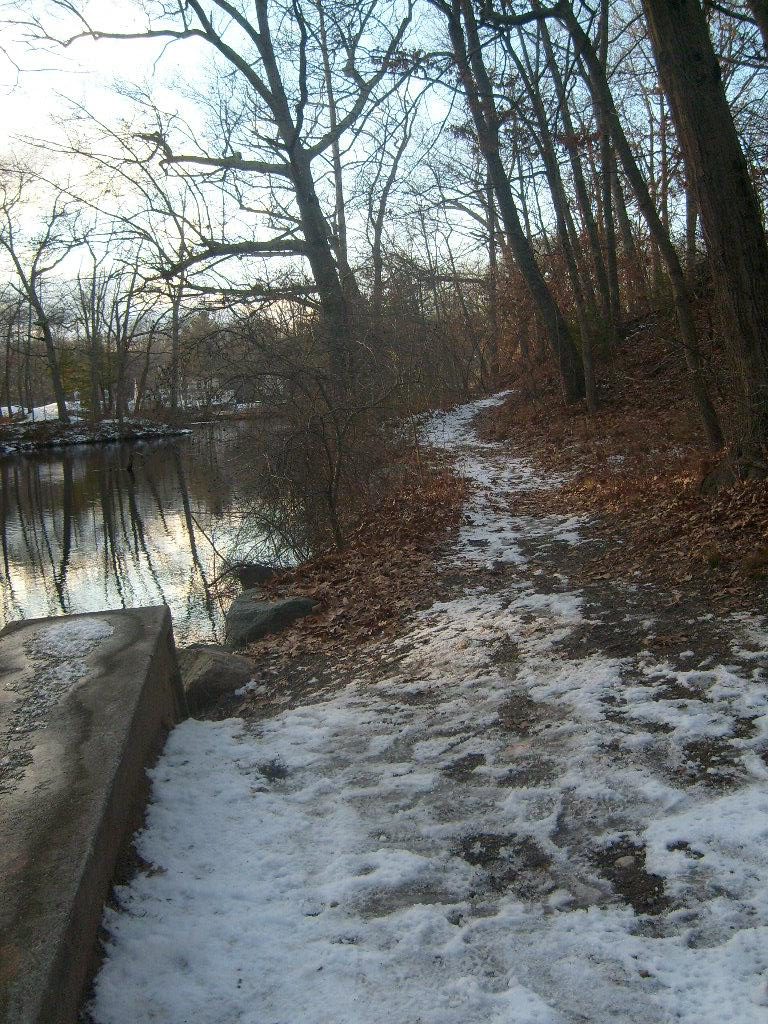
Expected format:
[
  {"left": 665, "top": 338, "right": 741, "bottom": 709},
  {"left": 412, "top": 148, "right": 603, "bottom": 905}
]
[
  {"left": 699, "top": 457, "right": 739, "bottom": 496},
  {"left": 613, "top": 855, "right": 636, "bottom": 870},
  {"left": 224, "top": 592, "right": 318, "bottom": 649},
  {"left": 178, "top": 643, "right": 254, "bottom": 711}
]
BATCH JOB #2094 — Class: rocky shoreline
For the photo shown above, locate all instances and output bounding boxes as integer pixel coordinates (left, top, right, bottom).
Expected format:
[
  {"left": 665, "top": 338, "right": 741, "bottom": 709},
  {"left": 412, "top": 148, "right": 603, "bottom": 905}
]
[
  {"left": 0, "top": 419, "right": 193, "bottom": 455},
  {"left": 177, "top": 584, "right": 318, "bottom": 714}
]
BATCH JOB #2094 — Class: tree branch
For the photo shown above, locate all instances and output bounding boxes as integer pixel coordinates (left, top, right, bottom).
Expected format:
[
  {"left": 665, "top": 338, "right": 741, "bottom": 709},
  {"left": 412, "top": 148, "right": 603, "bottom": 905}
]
[{"left": 165, "top": 238, "right": 308, "bottom": 277}]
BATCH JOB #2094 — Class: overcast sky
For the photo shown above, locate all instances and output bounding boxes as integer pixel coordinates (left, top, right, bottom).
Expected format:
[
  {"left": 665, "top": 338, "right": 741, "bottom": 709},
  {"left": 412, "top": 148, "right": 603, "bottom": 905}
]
[{"left": 0, "top": 16, "right": 199, "bottom": 153}]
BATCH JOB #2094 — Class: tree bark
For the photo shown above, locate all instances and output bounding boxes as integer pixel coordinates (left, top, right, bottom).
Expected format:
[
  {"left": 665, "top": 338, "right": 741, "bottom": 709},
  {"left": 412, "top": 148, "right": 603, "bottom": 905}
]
[
  {"left": 169, "top": 285, "right": 182, "bottom": 413},
  {"left": 3, "top": 253, "right": 70, "bottom": 423},
  {"left": 685, "top": 185, "right": 698, "bottom": 276},
  {"left": 539, "top": 16, "right": 615, "bottom": 334},
  {"left": 612, "top": 164, "right": 647, "bottom": 307},
  {"left": 597, "top": 0, "right": 621, "bottom": 330},
  {"left": 485, "top": 172, "right": 501, "bottom": 383},
  {"left": 746, "top": 0, "right": 768, "bottom": 57},
  {"left": 316, "top": 1, "right": 361, "bottom": 307},
  {"left": 561, "top": 2, "right": 723, "bottom": 448},
  {"left": 446, "top": 0, "right": 585, "bottom": 402},
  {"left": 641, "top": 0, "right": 768, "bottom": 448},
  {"left": 512, "top": 35, "right": 597, "bottom": 409}
]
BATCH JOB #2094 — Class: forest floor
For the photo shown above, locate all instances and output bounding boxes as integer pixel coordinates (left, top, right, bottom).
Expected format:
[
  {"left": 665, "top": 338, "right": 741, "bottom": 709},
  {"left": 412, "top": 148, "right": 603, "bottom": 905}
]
[
  {"left": 85, "top": 393, "right": 768, "bottom": 1024},
  {"left": 483, "top": 320, "right": 768, "bottom": 611}
]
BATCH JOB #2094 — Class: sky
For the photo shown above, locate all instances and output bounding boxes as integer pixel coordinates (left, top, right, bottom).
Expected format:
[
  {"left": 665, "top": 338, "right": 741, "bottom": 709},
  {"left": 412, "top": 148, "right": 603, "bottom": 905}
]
[
  {"left": 0, "top": 10, "right": 204, "bottom": 153},
  {"left": 0, "top": 2, "right": 490, "bottom": 289}
]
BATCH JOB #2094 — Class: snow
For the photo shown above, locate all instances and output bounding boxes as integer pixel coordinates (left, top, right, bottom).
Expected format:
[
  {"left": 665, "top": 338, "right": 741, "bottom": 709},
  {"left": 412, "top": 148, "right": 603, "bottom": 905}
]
[
  {"left": 3, "top": 617, "right": 115, "bottom": 785},
  {"left": 16, "top": 618, "right": 114, "bottom": 726},
  {"left": 25, "top": 615, "right": 114, "bottom": 657},
  {"left": 0, "top": 416, "right": 193, "bottom": 454},
  {"left": 89, "top": 396, "right": 768, "bottom": 1024},
  {"left": 21, "top": 400, "right": 83, "bottom": 422}
]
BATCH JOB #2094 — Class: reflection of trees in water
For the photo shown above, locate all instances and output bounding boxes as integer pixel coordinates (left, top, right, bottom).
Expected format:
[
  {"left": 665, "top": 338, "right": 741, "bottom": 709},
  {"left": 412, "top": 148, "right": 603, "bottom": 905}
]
[
  {"left": 124, "top": 458, "right": 167, "bottom": 606},
  {"left": 0, "top": 462, "right": 21, "bottom": 619},
  {"left": 209, "top": 495, "right": 313, "bottom": 574},
  {"left": 0, "top": 424, "right": 310, "bottom": 643},
  {"left": 54, "top": 452, "right": 73, "bottom": 611}
]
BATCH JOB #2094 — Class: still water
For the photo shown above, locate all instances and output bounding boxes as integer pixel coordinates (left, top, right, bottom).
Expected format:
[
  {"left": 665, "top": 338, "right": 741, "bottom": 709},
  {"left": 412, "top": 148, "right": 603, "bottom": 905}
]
[{"left": 0, "top": 423, "right": 307, "bottom": 645}]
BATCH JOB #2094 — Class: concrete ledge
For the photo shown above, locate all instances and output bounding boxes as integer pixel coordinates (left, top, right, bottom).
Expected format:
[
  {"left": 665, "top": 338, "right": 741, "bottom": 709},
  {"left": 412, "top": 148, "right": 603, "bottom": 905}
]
[{"left": 0, "top": 607, "right": 186, "bottom": 1024}]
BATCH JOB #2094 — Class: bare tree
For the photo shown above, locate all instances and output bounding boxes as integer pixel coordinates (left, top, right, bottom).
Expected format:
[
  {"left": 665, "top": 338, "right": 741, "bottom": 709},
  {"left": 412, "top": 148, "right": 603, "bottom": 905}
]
[
  {"left": 362, "top": 93, "right": 421, "bottom": 320},
  {"left": 36, "top": 0, "right": 415, "bottom": 378},
  {"left": 642, "top": 0, "right": 768, "bottom": 452},
  {"left": 0, "top": 290, "right": 24, "bottom": 418},
  {"left": 0, "top": 161, "right": 80, "bottom": 423},
  {"left": 431, "top": 0, "right": 585, "bottom": 403},
  {"left": 484, "top": 0, "right": 724, "bottom": 446}
]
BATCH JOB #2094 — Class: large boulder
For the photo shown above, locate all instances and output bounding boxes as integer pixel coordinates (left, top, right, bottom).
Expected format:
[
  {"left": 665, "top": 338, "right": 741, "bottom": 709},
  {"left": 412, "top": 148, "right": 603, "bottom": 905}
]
[
  {"left": 178, "top": 643, "right": 254, "bottom": 712},
  {"left": 224, "top": 592, "right": 318, "bottom": 649}
]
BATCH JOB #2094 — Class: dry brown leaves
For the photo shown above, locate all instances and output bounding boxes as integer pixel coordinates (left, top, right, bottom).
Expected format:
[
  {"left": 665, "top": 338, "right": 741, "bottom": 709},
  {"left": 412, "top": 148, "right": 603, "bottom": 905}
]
[
  {"left": 245, "top": 462, "right": 468, "bottom": 661},
  {"left": 485, "top": 326, "right": 768, "bottom": 612}
]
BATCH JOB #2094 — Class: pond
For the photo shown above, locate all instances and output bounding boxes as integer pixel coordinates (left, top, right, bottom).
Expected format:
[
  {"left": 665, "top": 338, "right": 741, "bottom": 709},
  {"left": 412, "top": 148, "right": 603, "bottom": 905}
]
[{"left": 0, "top": 422, "right": 308, "bottom": 646}]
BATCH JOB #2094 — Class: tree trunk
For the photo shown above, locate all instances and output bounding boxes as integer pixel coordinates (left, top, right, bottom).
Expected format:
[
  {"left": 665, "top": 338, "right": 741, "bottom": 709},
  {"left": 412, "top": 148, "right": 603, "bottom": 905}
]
[
  {"left": 10, "top": 268, "right": 69, "bottom": 423},
  {"left": 601, "top": 141, "right": 621, "bottom": 326},
  {"left": 41, "top": 321, "right": 69, "bottom": 424},
  {"left": 746, "top": 0, "right": 768, "bottom": 57},
  {"left": 255, "top": 3, "right": 358, "bottom": 380},
  {"left": 641, "top": 0, "right": 768, "bottom": 448},
  {"left": 88, "top": 333, "right": 102, "bottom": 421},
  {"left": 4, "top": 321, "right": 14, "bottom": 418},
  {"left": 26, "top": 283, "right": 69, "bottom": 424},
  {"left": 519, "top": 51, "right": 598, "bottom": 409},
  {"left": 448, "top": 0, "right": 585, "bottom": 402},
  {"left": 485, "top": 172, "right": 501, "bottom": 383},
  {"left": 562, "top": 2, "right": 723, "bottom": 448},
  {"left": 508, "top": 28, "right": 597, "bottom": 407},
  {"left": 316, "top": 1, "right": 361, "bottom": 307},
  {"left": 597, "top": 0, "right": 621, "bottom": 331},
  {"left": 290, "top": 146, "right": 355, "bottom": 378},
  {"left": 685, "top": 186, "right": 698, "bottom": 277},
  {"left": 539, "top": 16, "right": 614, "bottom": 334},
  {"left": 612, "top": 165, "right": 648, "bottom": 307},
  {"left": 169, "top": 286, "right": 181, "bottom": 413},
  {"left": 136, "top": 331, "right": 154, "bottom": 416}
]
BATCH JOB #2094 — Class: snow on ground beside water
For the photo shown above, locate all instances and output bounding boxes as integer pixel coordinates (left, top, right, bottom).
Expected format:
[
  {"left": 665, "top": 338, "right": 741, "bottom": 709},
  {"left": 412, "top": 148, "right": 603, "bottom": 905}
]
[
  {"left": 91, "top": 396, "right": 768, "bottom": 1024},
  {"left": 20, "top": 400, "right": 83, "bottom": 422}
]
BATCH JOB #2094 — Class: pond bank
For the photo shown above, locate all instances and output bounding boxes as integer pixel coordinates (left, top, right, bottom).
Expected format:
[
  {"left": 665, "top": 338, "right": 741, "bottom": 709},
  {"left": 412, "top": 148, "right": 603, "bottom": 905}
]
[
  {"left": 0, "top": 420, "right": 302, "bottom": 646},
  {"left": 0, "top": 418, "right": 192, "bottom": 456}
]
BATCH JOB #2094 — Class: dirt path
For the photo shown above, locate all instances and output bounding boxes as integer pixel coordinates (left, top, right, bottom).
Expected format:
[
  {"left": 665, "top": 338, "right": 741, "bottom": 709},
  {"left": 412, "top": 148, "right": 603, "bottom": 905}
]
[{"left": 89, "top": 397, "right": 768, "bottom": 1024}]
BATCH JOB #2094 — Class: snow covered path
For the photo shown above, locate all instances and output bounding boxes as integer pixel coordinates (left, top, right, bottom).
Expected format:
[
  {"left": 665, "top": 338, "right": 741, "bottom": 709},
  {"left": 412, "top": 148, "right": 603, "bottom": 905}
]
[{"left": 91, "top": 397, "right": 768, "bottom": 1023}]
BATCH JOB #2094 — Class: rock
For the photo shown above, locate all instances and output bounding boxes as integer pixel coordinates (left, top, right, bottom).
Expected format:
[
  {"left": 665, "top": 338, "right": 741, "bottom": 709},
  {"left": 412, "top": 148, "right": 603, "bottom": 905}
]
[
  {"left": 742, "top": 546, "right": 768, "bottom": 577},
  {"left": 613, "top": 855, "right": 636, "bottom": 870},
  {"left": 224, "top": 592, "right": 318, "bottom": 649},
  {"left": 178, "top": 644, "right": 254, "bottom": 711},
  {"left": 699, "top": 447, "right": 768, "bottom": 496}
]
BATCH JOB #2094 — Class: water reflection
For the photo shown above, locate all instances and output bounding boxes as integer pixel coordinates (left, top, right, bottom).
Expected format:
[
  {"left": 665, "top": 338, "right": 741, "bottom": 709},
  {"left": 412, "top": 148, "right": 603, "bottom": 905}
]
[{"left": 0, "top": 423, "right": 308, "bottom": 645}]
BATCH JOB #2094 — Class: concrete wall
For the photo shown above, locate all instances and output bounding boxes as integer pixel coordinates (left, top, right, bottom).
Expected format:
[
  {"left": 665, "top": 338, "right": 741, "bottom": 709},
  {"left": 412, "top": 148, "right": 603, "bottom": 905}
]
[{"left": 0, "top": 606, "right": 186, "bottom": 1024}]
